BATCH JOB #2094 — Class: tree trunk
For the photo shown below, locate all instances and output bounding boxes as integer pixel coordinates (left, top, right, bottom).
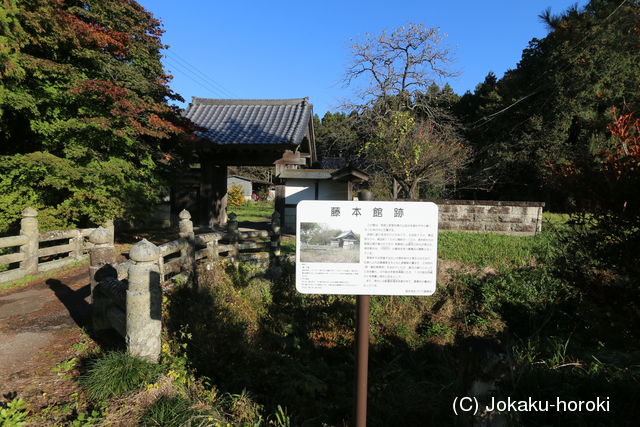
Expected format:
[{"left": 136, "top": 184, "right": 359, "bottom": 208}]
[
  {"left": 392, "top": 178, "right": 400, "bottom": 200},
  {"left": 409, "top": 181, "right": 419, "bottom": 200}
]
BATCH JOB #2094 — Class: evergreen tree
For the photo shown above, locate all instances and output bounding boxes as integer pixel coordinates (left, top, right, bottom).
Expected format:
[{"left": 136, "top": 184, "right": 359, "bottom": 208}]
[
  {"left": 0, "top": 0, "right": 189, "bottom": 231},
  {"left": 457, "top": 0, "right": 640, "bottom": 204}
]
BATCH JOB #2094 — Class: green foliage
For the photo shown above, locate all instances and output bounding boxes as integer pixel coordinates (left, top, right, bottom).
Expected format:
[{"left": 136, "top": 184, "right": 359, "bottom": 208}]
[
  {"left": 279, "top": 238, "right": 295, "bottom": 255},
  {"left": 227, "top": 184, "right": 246, "bottom": 207},
  {"left": 0, "top": 398, "right": 29, "bottom": 427},
  {"left": 69, "top": 406, "right": 106, "bottom": 426},
  {"left": 363, "top": 111, "right": 470, "bottom": 199},
  {"left": 456, "top": 0, "right": 640, "bottom": 202},
  {"left": 0, "top": 0, "right": 189, "bottom": 232},
  {"left": 158, "top": 220, "right": 640, "bottom": 425},
  {"left": 313, "top": 111, "right": 362, "bottom": 163},
  {"left": 438, "top": 230, "right": 553, "bottom": 268},
  {"left": 300, "top": 223, "right": 347, "bottom": 246},
  {"left": 139, "top": 395, "right": 199, "bottom": 427},
  {"left": 79, "top": 351, "right": 162, "bottom": 401},
  {"left": 52, "top": 357, "right": 78, "bottom": 380},
  {"left": 0, "top": 152, "right": 162, "bottom": 232},
  {"left": 227, "top": 200, "right": 274, "bottom": 222}
]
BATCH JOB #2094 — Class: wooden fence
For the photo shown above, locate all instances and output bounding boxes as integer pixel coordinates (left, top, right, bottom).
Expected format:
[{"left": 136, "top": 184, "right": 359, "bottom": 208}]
[{"left": 0, "top": 207, "right": 114, "bottom": 284}]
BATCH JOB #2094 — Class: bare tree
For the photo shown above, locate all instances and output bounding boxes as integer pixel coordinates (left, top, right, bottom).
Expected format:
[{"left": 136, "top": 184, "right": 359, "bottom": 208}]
[
  {"left": 363, "top": 111, "right": 471, "bottom": 199},
  {"left": 341, "top": 24, "right": 472, "bottom": 198},
  {"left": 343, "top": 23, "right": 456, "bottom": 118}
]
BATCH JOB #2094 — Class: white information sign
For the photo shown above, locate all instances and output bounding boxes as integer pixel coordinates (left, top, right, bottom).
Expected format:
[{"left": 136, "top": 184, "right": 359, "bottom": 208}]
[{"left": 295, "top": 200, "right": 438, "bottom": 296}]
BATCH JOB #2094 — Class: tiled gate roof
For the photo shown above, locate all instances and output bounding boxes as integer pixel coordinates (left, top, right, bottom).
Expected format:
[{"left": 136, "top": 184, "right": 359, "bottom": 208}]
[{"left": 184, "top": 98, "right": 313, "bottom": 145}]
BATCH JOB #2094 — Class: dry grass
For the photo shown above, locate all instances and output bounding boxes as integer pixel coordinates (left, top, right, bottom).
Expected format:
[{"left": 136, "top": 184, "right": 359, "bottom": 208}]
[
  {"left": 100, "top": 375, "right": 177, "bottom": 426},
  {"left": 299, "top": 247, "right": 360, "bottom": 263}
]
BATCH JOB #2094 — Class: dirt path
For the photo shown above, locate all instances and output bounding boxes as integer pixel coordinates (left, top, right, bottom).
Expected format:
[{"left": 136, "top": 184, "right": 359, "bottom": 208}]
[{"left": 0, "top": 264, "right": 95, "bottom": 408}]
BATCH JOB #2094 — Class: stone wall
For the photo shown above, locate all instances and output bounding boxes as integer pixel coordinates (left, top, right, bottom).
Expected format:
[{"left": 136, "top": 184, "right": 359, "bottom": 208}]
[{"left": 432, "top": 200, "right": 544, "bottom": 235}]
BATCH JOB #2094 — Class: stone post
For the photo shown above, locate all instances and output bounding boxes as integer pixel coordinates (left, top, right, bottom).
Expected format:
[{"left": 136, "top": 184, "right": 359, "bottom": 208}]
[
  {"left": 269, "top": 211, "right": 282, "bottom": 277},
  {"left": 270, "top": 211, "right": 281, "bottom": 257},
  {"left": 102, "top": 219, "right": 115, "bottom": 245},
  {"left": 178, "top": 209, "right": 195, "bottom": 280},
  {"left": 227, "top": 213, "right": 239, "bottom": 262},
  {"left": 19, "top": 207, "right": 39, "bottom": 275},
  {"left": 206, "top": 235, "right": 219, "bottom": 262},
  {"left": 89, "top": 227, "right": 116, "bottom": 331},
  {"left": 71, "top": 229, "right": 83, "bottom": 260},
  {"left": 127, "top": 239, "right": 161, "bottom": 363}
]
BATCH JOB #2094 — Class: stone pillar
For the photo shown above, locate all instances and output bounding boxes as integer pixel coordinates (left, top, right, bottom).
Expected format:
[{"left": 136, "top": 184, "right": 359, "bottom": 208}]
[
  {"left": 179, "top": 209, "right": 194, "bottom": 241},
  {"left": 102, "top": 219, "right": 115, "bottom": 245},
  {"left": 227, "top": 213, "right": 239, "bottom": 263},
  {"left": 127, "top": 239, "right": 161, "bottom": 363},
  {"left": 206, "top": 235, "right": 219, "bottom": 262},
  {"left": 269, "top": 211, "right": 282, "bottom": 277},
  {"left": 178, "top": 209, "right": 196, "bottom": 283},
  {"left": 71, "top": 229, "right": 83, "bottom": 260},
  {"left": 19, "top": 207, "right": 39, "bottom": 275},
  {"left": 270, "top": 211, "right": 281, "bottom": 257},
  {"left": 89, "top": 227, "right": 116, "bottom": 331}
]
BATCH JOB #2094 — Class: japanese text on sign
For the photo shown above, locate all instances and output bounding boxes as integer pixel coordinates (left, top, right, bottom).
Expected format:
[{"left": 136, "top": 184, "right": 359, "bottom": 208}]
[{"left": 296, "top": 201, "right": 438, "bottom": 296}]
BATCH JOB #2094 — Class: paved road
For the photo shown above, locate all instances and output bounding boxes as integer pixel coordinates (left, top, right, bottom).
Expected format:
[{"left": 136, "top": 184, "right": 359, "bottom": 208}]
[{"left": 0, "top": 264, "right": 91, "bottom": 402}]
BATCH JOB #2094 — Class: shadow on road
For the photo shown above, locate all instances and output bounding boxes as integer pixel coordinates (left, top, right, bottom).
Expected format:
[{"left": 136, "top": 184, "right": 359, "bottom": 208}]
[
  {"left": 46, "top": 279, "right": 91, "bottom": 328},
  {"left": 46, "top": 278, "right": 125, "bottom": 350}
]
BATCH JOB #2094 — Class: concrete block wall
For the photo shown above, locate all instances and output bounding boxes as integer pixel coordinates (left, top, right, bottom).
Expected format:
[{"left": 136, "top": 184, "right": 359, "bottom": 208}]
[{"left": 432, "top": 200, "right": 544, "bottom": 235}]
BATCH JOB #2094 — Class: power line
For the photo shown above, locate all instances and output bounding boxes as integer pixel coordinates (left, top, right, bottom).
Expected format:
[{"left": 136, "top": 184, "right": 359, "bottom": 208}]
[
  {"left": 469, "top": 0, "right": 629, "bottom": 130},
  {"left": 164, "top": 51, "right": 238, "bottom": 98},
  {"left": 164, "top": 56, "right": 231, "bottom": 98},
  {"left": 167, "top": 50, "right": 238, "bottom": 97}
]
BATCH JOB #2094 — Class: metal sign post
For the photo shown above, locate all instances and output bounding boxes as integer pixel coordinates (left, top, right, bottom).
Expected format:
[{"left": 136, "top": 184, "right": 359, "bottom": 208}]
[
  {"left": 355, "top": 294, "right": 370, "bottom": 427},
  {"left": 295, "top": 200, "right": 439, "bottom": 426}
]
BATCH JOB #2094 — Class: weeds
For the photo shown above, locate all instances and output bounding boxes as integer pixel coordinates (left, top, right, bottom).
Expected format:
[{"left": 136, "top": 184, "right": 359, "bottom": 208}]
[
  {"left": 53, "top": 357, "right": 78, "bottom": 374},
  {"left": 139, "top": 394, "right": 199, "bottom": 427},
  {"left": 22, "top": 210, "right": 634, "bottom": 425},
  {"left": 79, "top": 352, "right": 163, "bottom": 401},
  {"left": 0, "top": 398, "right": 29, "bottom": 426}
]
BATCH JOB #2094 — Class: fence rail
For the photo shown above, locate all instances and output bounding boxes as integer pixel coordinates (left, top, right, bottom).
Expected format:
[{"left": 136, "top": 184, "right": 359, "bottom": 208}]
[
  {"left": 88, "top": 208, "right": 282, "bottom": 363},
  {"left": 0, "top": 208, "right": 113, "bottom": 284}
]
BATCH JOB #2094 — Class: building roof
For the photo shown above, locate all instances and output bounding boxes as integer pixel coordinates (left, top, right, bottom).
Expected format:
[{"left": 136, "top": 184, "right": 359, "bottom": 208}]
[
  {"left": 334, "top": 230, "right": 359, "bottom": 241},
  {"left": 184, "top": 98, "right": 313, "bottom": 145},
  {"left": 227, "top": 175, "right": 273, "bottom": 186},
  {"left": 279, "top": 169, "right": 335, "bottom": 180},
  {"left": 278, "top": 166, "right": 369, "bottom": 182}
]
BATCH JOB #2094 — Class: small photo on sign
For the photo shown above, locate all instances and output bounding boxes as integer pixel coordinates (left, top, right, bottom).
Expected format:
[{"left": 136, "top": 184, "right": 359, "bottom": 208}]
[{"left": 299, "top": 222, "right": 361, "bottom": 263}]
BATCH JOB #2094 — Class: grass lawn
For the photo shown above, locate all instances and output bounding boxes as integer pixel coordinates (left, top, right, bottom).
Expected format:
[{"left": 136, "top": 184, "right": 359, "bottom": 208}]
[{"left": 227, "top": 200, "right": 275, "bottom": 222}]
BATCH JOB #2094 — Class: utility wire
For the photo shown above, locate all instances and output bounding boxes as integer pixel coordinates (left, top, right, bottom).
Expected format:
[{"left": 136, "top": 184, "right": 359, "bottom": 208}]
[
  {"left": 164, "top": 56, "right": 229, "bottom": 98},
  {"left": 469, "top": 0, "right": 629, "bottom": 130},
  {"left": 165, "top": 51, "right": 238, "bottom": 98},
  {"left": 167, "top": 50, "right": 238, "bottom": 97}
]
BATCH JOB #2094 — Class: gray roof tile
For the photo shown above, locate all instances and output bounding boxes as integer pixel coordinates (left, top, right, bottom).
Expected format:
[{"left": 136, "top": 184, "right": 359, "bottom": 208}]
[{"left": 184, "top": 98, "right": 313, "bottom": 145}]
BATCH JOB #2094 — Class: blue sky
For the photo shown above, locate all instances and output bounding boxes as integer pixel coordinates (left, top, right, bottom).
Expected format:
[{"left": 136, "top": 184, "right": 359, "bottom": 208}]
[{"left": 139, "top": 0, "right": 588, "bottom": 117}]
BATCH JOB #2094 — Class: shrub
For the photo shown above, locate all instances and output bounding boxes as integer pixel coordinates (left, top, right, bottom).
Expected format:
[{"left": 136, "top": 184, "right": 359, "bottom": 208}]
[
  {"left": 227, "top": 184, "right": 245, "bottom": 207},
  {"left": 79, "top": 352, "right": 162, "bottom": 401},
  {"left": 138, "top": 395, "right": 199, "bottom": 427}
]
